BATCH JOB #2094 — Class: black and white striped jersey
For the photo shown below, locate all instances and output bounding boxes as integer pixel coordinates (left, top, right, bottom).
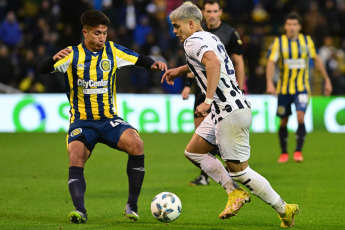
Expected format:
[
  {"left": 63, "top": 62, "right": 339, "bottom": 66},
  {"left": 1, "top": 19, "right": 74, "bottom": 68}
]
[{"left": 183, "top": 31, "right": 251, "bottom": 124}]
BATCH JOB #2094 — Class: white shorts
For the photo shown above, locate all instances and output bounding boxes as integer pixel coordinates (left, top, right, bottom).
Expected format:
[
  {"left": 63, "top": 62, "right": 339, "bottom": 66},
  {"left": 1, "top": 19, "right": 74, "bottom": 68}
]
[{"left": 195, "top": 108, "right": 252, "bottom": 162}]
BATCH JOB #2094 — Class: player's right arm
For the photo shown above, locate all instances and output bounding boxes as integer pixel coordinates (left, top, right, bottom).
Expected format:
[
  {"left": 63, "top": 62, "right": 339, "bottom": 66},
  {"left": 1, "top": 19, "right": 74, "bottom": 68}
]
[
  {"left": 266, "top": 38, "right": 279, "bottom": 95},
  {"left": 161, "top": 64, "right": 190, "bottom": 86},
  {"left": 39, "top": 48, "right": 72, "bottom": 74},
  {"left": 266, "top": 59, "right": 276, "bottom": 95}
]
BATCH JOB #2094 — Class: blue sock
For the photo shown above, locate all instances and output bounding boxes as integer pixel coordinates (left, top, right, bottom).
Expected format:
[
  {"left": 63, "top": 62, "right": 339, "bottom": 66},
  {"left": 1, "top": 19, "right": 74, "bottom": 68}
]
[
  {"left": 126, "top": 155, "right": 145, "bottom": 212},
  {"left": 68, "top": 166, "right": 86, "bottom": 214},
  {"left": 296, "top": 124, "right": 306, "bottom": 152},
  {"left": 279, "top": 126, "right": 288, "bottom": 154}
]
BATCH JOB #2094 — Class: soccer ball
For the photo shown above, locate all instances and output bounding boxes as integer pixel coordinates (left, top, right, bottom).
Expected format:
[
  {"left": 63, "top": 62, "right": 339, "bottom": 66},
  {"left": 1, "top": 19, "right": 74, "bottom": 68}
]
[{"left": 151, "top": 192, "right": 182, "bottom": 222}]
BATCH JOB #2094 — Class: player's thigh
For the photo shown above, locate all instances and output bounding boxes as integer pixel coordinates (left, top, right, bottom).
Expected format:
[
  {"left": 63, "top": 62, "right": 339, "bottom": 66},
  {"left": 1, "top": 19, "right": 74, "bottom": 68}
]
[
  {"left": 68, "top": 140, "right": 90, "bottom": 167},
  {"left": 194, "top": 116, "right": 205, "bottom": 129},
  {"left": 68, "top": 122, "right": 98, "bottom": 153},
  {"left": 277, "top": 94, "right": 293, "bottom": 117},
  {"left": 67, "top": 122, "right": 97, "bottom": 166},
  {"left": 188, "top": 114, "right": 215, "bottom": 153},
  {"left": 216, "top": 108, "right": 251, "bottom": 163},
  {"left": 100, "top": 117, "right": 143, "bottom": 155},
  {"left": 117, "top": 128, "right": 143, "bottom": 155},
  {"left": 294, "top": 92, "right": 309, "bottom": 123},
  {"left": 186, "top": 132, "right": 214, "bottom": 153}
]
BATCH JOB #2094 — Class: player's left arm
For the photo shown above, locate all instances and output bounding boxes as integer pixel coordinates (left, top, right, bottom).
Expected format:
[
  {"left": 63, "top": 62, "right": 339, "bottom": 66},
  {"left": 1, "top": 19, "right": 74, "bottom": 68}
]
[
  {"left": 39, "top": 48, "right": 72, "bottom": 74},
  {"left": 313, "top": 54, "right": 332, "bottom": 96},
  {"left": 195, "top": 50, "right": 220, "bottom": 117},
  {"left": 230, "top": 53, "right": 245, "bottom": 91},
  {"left": 135, "top": 54, "right": 167, "bottom": 71},
  {"left": 228, "top": 31, "right": 245, "bottom": 91}
]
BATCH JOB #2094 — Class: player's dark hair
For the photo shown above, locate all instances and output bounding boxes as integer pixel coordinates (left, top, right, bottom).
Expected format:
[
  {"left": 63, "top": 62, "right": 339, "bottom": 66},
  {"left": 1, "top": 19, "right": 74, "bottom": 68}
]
[
  {"left": 80, "top": 10, "right": 110, "bottom": 29},
  {"left": 284, "top": 12, "right": 302, "bottom": 25},
  {"left": 203, "top": 0, "right": 221, "bottom": 8}
]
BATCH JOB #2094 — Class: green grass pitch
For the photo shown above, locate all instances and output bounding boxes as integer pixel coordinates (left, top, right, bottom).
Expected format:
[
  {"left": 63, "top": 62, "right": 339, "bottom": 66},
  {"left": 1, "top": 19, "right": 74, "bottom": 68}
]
[{"left": 0, "top": 131, "right": 344, "bottom": 229}]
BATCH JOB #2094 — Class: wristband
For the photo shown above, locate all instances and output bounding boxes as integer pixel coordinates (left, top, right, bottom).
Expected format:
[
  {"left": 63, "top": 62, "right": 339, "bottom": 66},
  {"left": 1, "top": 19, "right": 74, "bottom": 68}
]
[{"left": 204, "top": 98, "right": 213, "bottom": 105}]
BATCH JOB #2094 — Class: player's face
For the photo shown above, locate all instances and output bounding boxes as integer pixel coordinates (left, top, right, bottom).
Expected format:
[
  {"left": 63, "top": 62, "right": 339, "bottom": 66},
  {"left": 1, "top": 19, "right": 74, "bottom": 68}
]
[
  {"left": 83, "top": 24, "right": 108, "bottom": 52},
  {"left": 203, "top": 3, "right": 222, "bottom": 28},
  {"left": 284, "top": 19, "right": 301, "bottom": 39},
  {"left": 172, "top": 20, "right": 193, "bottom": 42}
]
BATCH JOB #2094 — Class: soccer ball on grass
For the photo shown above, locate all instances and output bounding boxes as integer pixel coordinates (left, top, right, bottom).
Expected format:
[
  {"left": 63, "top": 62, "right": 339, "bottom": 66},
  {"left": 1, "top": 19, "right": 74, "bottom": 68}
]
[{"left": 151, "top": 192, "right": 182, "bottom": 222}]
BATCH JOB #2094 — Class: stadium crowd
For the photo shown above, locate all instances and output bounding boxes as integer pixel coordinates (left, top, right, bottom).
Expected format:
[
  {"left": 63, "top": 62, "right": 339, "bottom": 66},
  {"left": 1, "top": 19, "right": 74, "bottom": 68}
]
[{"left": 0, "top": 0, "right": 344, "bottom": 95}]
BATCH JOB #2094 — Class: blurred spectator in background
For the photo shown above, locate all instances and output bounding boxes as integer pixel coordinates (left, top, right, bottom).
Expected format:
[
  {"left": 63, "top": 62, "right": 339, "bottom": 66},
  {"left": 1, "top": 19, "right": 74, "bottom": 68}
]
[
  {"left": 326, "top": 50, "right": 345, "bottom": 95},
  {"left": 0, "top": 11, "right": 22, "bottom": 49},
  {"left": 0, "top": 44, "right": 15, "bottom": 86},
  {"left": 134, "top": 16, "right": 153, "bottom": 48},
  {"left": 18, "top": 49, "right": 45, "bottom": 93},
  {"left": 0, "top": 0, "right": 7, "bottom": 21},
  {"left": 0, "top": 0, "right": 344, "bottom": 94},
  {"left": 149, "top": 46, "right": 167, "bottom": 93},
  {"left": 119, "top": 0, "right": 139, "bottom": 47}
]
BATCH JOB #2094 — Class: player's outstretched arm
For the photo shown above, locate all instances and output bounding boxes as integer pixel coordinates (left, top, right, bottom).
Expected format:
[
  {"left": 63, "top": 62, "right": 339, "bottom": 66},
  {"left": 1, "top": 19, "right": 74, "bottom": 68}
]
[
  {"left": 151, "top": 61, "right": 167, "bottom": 72},
  {"left": 53, "top": 48, "right": 72, "bottom": 61},
  {"left": 161, "top": 64, "right": 190, "bottom": 86},
  {"left": 39, "top": 48, "right": 72, "bottom": 74}
]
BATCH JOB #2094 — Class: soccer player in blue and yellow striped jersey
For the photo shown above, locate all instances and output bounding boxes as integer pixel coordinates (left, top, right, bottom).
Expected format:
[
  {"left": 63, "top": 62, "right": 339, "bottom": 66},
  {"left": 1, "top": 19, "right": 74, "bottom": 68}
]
[
  {"left": 266, "top": 12, "right": 332, "bottom": 163},
  {"left": 39, "top": 10, "right": 167, "bottom": 223}
]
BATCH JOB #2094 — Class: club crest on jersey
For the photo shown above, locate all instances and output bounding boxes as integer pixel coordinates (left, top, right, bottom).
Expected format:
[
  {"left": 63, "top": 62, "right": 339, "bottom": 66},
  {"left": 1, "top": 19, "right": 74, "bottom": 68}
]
[
  {"left": 70, "top": 128, "right": 82, "bottom": 137},
  {"left": 100, "top": 59, "right": 111, "bottom": 72},
  {"left": 277, "top": 106, "right": 286, "bottom": 116}
]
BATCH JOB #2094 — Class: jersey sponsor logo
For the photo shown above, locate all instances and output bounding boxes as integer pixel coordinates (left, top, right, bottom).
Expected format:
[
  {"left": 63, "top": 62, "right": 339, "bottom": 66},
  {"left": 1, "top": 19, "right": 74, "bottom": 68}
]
[
  {"left": 70, "top": 128, "right": 82, "bottom": 137},
  {"left": 99, "top": 59, "right": 111, "bottom": 72},
  {"left": 284, "top": 59, "right": 306, "bottom": 69},
  {"left": 77, "top": 63, "right": 85, "bottom": 68},
  {"left": 77, "top": 79, "right": 108, "bottom": 88},
  {"left": 83, "top": 88, "right": 108, "bottom": 94},
  {"left": 196, "top": 45, "right": 208, "bottom": 57}
]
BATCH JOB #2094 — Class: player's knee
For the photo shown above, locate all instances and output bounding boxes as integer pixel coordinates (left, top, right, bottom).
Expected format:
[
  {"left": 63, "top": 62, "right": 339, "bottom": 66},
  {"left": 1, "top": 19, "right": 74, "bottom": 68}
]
[
  {"left": 185, "top": 150, "right": 206, "bottom": 163},
  {"left": 68, "top": 149, "right": 87, "bottom": 166},
  {"left": 127, "top": 138, "right": 144, "bottom": 155},
  {"left": 69, "top": 141, "right": 87, "bottom": 159}
]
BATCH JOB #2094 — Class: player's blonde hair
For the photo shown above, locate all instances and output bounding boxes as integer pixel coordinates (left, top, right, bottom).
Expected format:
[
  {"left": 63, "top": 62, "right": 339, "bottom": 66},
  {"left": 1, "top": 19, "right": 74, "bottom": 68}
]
[{"left": 169, "top": 1, "right": 202, "bottom": 23}]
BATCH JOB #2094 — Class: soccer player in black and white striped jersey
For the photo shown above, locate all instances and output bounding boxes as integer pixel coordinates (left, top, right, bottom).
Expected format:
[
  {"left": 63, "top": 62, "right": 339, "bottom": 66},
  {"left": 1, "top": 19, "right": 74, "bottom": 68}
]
[
  {"left": 182, "top": 0, "right": 245, "bottom": 186},
  {"left": 162, "top": 2, "right": 299, "bottom": 227}
]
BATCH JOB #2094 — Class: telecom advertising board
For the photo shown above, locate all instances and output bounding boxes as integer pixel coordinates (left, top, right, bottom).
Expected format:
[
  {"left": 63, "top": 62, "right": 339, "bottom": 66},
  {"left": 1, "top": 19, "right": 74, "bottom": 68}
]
[{"left": 0, "top": 94, "right": 344, "bottom": 133}]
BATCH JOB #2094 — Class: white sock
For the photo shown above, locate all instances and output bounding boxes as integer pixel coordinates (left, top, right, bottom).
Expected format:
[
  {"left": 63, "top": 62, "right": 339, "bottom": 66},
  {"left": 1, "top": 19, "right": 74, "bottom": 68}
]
[
  {"left": 229, "top": 166, "right": 286, "bottom": 213},
  {"left": 185, "top": 151, "right": 235, "bottom": 192}
]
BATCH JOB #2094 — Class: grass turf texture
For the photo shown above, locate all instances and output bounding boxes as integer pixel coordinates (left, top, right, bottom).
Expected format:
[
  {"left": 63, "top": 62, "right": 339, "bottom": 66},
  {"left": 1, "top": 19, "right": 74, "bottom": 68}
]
[{"left": 0, "top": 132, "right": 344, "bottom": 230}]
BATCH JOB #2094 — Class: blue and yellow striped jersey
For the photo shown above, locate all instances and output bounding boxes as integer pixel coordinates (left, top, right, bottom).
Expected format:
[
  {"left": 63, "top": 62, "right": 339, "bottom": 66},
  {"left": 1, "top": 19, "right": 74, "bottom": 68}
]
[
  {"left": 267, "top": 33, "right": 316, "bottom": 95},
  {"left": 54, "top": 41, "right": 138, "bottom": 123}
]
